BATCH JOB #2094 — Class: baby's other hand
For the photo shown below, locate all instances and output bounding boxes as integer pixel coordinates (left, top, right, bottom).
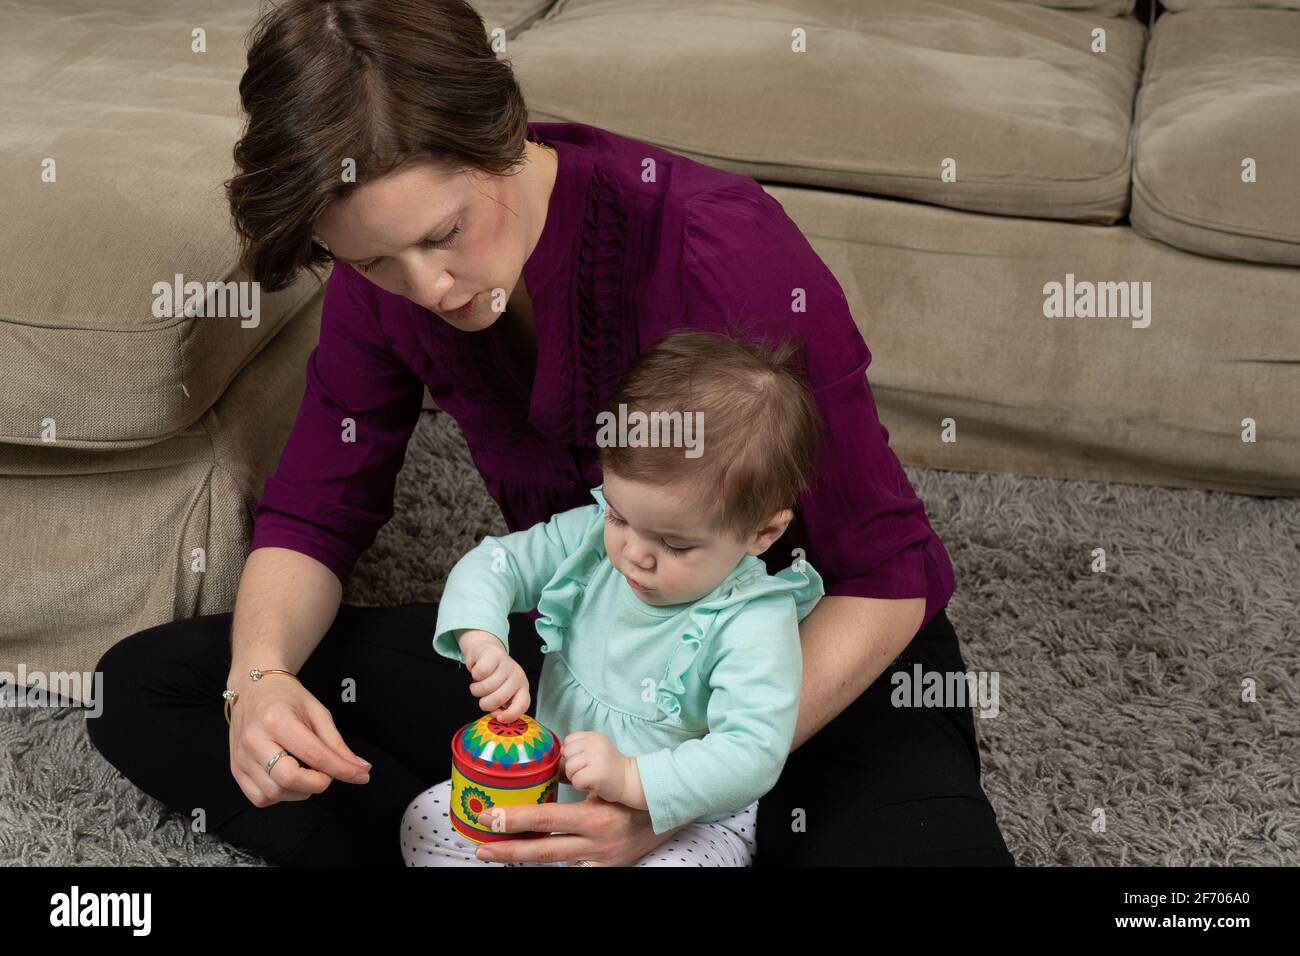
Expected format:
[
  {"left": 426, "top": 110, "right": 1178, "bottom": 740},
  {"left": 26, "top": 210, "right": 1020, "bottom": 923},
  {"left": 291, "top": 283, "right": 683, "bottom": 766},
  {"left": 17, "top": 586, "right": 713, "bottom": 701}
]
[
  {"left": 562, "top": 731, "right": 631, "bottom": 803},
  {"left": 459, "top": 630, "right": 531, "bottom": 722}
]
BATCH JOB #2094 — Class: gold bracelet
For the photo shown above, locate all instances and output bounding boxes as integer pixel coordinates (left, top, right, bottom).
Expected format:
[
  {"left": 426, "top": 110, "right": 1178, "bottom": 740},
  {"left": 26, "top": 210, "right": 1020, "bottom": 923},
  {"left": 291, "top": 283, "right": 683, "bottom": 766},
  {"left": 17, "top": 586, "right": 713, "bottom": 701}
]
[{"left": 222, "top": 668, "right": 298, "bottom": 725}]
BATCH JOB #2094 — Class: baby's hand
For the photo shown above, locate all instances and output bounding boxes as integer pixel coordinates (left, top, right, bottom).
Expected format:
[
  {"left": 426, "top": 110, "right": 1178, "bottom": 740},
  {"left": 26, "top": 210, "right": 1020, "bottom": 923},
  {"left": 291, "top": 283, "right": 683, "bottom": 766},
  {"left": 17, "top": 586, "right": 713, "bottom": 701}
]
[
  {"left": 563, "top": 731, "right": 635, "bottom": 804},
  {"left": 458, "top": 629, "right": 531, "bottom": 722}
]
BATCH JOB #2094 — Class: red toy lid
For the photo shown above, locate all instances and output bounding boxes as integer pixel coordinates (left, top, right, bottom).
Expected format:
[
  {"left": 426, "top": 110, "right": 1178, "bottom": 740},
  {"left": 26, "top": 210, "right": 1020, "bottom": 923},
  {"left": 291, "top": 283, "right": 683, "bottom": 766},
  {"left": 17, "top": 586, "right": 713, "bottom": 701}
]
[{"left": 450, "top": 714, "right": 561, "bottom": 788}]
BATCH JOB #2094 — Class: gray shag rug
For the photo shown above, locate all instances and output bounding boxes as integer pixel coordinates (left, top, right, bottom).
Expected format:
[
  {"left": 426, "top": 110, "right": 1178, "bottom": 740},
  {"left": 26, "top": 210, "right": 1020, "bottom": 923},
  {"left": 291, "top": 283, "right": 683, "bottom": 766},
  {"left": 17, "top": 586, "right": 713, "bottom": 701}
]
[{"left": 2, "top": 409, "right": 1297, "bottom": 865}]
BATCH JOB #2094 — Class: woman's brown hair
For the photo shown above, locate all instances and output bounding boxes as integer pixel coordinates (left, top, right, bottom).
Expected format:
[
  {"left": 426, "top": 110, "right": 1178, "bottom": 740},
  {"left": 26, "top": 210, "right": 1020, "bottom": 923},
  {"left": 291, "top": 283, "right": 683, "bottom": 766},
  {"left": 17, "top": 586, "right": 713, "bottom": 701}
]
[
  {"left": 225, "top": 0, "right": 529, "bottom": 293},
  {"left": 598, "top": 329, "right": 826, "bottom": 544}
]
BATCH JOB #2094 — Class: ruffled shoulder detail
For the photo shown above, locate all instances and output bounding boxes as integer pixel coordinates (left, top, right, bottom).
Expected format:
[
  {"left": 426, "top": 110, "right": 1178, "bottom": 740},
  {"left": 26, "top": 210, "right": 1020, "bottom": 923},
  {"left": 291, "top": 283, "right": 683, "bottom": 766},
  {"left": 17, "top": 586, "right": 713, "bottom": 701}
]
[
  {"left": 532, "top": 485, "right": 611, "bottom": 654},
  {"left": 654, "top": 555, "right": 826, "bottom": 726}
]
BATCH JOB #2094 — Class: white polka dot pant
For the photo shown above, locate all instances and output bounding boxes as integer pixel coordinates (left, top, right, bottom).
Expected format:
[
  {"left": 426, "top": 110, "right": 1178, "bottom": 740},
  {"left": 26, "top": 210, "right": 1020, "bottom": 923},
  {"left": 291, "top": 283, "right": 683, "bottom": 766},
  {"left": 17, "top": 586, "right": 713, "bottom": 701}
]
[{"left": 401, "top": 778, "right": 758, "bottom": 867}]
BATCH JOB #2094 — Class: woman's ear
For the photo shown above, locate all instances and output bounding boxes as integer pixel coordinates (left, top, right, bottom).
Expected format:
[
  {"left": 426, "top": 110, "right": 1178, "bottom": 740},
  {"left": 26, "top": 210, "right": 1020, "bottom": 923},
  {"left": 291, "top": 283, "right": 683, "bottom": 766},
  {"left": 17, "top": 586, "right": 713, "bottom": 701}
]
[{"left": 747, "top": 508, "right": 795, "bottom": 556}]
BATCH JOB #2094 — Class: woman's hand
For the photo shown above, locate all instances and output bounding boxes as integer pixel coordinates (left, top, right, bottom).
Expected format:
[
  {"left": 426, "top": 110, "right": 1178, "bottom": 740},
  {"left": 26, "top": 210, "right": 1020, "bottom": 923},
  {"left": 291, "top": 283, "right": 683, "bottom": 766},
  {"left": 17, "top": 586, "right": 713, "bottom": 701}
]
[
  {"left": 228, "top": 674, "right": 372, "bottom": 808},
  {"left": 473, "top": 792, "right": 687, "bottom": 867},
  {"left": 458, "top": 629, "right": 531, "bottom": 721}
]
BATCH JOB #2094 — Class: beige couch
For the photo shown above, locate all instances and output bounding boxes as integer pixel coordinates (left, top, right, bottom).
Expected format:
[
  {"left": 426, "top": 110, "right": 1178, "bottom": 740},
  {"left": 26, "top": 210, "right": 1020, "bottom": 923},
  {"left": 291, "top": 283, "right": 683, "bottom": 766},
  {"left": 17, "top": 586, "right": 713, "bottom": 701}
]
[
  {"left": 0, "top": 0, "right": 556, "bottom": 679},
  {"left": 3, "top": 0, "right": 1297, "bottom": 681}
]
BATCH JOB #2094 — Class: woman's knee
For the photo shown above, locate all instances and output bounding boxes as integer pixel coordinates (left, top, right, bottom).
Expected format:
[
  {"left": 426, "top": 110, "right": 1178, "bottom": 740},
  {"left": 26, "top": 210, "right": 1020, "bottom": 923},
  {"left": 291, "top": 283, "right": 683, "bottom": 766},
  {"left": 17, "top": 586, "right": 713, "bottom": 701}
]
[
  {"left": 759, "top": 661, "right": 1010, "bottom": 863},
  {"left": 86, "top": 614, "right": 233, "bottom": 759},
  {"left": 86, "top": 628, "right": 150, "bottom": 759},
  {"left": 870, "top": 794, "right": 1015, "bottom": 866},
  {"left": 756, "top": 785, "right": 1014, "bottom": 866}
]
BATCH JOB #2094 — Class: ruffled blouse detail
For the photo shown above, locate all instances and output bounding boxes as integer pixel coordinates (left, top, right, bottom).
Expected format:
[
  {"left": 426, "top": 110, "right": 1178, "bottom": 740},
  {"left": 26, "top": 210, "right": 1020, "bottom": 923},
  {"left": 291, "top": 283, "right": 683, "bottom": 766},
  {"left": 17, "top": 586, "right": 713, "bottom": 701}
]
[
  {"left": 543, "top": 163, "right": 630, "bottom": 447},
  {"left": 650, "top": 557, "right": 823, "bottom": 726},
  {"left": 532, "top": 493, "right": 608, "bottom": 655}
]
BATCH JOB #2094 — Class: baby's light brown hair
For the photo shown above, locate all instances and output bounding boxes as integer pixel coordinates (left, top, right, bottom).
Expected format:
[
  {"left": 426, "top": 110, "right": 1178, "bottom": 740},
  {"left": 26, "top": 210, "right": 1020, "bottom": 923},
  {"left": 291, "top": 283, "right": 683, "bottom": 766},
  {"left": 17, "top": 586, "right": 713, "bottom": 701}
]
[{"left": 597, "top": 329, "right": 825, "bottom": 543}]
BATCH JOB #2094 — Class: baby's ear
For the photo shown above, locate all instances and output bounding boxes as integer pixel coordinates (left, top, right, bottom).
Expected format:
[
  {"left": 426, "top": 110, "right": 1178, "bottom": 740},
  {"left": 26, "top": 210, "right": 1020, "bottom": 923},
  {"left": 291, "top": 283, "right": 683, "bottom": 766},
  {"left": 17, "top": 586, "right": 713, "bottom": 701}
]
[{"left": 750, "top": 507, "right": 795, "bottom": 553}]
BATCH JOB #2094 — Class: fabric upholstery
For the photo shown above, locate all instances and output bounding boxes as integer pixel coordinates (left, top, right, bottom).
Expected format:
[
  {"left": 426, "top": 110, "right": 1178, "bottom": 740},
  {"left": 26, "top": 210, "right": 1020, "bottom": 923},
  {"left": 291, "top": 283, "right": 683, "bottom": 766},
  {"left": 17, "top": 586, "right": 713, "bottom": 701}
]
[
  {"left": 1162, "top": 1, "right": 1300, "bottom": 11},
  {"left": 1131, "top": 8, "right": 1300, "bottom": 265},
  {"left": 0, "top": 1, "right": 326, "bottom": 445},
  {"left": 0, "top": 285, "right": 324, "bottom": 679},
  {"left": 0, "top": 0, "right": 552, "bottom": 446},
  {"left": 765, "top": 183, "right": 1300, "bottom": 497},
  {"left": 514, "top": 0, "right": 1145, "bottom": 222}
]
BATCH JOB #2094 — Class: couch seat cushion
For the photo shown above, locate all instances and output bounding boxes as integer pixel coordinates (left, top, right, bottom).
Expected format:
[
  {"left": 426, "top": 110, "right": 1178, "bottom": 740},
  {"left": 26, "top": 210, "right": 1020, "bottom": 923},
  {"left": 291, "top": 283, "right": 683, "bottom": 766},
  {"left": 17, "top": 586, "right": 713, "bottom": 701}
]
[
  {"left": 0, "top": 283, "right": 325, "bottom": 680},
  {"left": 0, "top": 1, "right": 331, "bottom": 447},
  {"left": 1131, "top": 8, "right": 1300, "bottom": 266},
  {"left": 763, "top": 183, "right": 1300, "bottom": 497},
  {"left": 1162, "top": 1, "right": 1300, "bottom": 11}
]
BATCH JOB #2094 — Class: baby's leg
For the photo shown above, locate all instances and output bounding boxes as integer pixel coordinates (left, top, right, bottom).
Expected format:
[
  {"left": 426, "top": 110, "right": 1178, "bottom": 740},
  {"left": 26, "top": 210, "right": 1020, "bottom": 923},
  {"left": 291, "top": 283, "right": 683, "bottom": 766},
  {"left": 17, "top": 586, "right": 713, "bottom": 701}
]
[
  {"left": 403, "top": 781, "right": 760, "bottom": 867},
  {"left": 631, "top": 800, "right": 759, "bottom": 867},
  {"left": 401, "top": 779, "right": 508, "bottom": 866},
  {"left": 400, "top": 779, "right": 568, "bottom": 867}
]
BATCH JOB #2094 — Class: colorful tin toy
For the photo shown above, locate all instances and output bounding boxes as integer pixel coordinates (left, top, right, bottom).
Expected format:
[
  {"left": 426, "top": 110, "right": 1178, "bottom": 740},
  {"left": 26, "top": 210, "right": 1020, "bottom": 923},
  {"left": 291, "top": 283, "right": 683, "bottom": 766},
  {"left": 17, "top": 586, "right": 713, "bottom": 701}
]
[{"left": 449, "top": 713, "right": 563, "bottom": 844}]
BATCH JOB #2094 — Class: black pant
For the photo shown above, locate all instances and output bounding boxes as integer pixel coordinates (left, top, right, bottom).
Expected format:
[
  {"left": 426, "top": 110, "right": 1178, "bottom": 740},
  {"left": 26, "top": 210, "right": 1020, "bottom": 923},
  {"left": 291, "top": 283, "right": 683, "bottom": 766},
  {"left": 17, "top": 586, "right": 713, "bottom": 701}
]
[{"left": 86, "top": 603, "right": 1014, "bottom": 866}]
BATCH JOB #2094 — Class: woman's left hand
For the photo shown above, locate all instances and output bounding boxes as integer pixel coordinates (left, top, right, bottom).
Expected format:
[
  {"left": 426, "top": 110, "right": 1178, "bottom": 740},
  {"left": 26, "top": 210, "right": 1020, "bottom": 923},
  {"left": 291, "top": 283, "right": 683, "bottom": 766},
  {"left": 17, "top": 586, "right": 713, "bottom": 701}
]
[
  {"left": 474, "top": 795, "right": 683, "bottom": 866},
  {"left": 473, "top": 750, "right": 685, "bottom": 867}
]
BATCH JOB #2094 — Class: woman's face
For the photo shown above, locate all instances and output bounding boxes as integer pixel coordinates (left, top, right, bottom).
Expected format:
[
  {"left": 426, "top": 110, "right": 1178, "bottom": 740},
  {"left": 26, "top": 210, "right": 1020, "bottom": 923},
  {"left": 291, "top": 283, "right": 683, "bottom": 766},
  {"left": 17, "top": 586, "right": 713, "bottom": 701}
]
[{"left": 313, "top": 141, "right": 554, "bottom": 330}]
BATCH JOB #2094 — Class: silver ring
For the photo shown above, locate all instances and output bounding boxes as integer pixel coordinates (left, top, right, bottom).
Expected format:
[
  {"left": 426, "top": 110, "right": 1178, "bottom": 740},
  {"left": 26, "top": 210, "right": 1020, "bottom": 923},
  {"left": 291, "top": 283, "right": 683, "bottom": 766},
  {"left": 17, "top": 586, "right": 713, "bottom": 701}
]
[
  {"left": 265, "top": 750, "right": 285, "bottom": 776},
  {"left": 572, "top": 860, "right": 594, "bottom": 867}
]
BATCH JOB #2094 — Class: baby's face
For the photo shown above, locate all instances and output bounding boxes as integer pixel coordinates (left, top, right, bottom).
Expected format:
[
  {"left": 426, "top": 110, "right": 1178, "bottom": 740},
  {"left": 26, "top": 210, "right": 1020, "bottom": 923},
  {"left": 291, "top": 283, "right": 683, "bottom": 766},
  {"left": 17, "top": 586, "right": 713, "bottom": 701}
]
[{"left": 600, "top": 473, "right": 762, "bottom": 607}]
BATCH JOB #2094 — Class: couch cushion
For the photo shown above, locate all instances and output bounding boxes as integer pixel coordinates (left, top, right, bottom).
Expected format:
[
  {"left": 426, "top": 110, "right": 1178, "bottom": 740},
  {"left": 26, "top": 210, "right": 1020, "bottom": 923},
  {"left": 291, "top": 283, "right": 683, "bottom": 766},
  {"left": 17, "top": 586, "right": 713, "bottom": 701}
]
[
  {"left": 514, "top": 0, "right": 1145, "bottom": 222},
  {"left": 1162, "top": 1, "right": 1300, "bottom": 10},
  {"left": 476, "top": 0, "right": 561, "bottom": 32},
  {"left": 763, "top": 184, "right": 1300, "bottom": 497},
  {"left": 0, "top": 0, "right": 550, "bottom": 449},
  {"left": 0, "top": 285, "right": 325, "bottom": 682},
  {"left": 1014, "top": 0, "right": 1135, "bottom": 11},
  {"left": 1131, "top": 8, "right": 1300, "bottom": 266},
  {"left": 0, "top": 1, "right": 332, "bottom": 447}
]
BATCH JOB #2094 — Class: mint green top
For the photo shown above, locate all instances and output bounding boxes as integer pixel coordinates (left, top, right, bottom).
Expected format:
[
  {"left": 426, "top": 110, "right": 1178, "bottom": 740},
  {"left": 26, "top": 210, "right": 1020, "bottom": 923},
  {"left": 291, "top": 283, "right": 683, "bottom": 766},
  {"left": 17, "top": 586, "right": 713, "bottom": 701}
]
[{"left": 432, "top": 483, "right": 824, "bottom": 834}]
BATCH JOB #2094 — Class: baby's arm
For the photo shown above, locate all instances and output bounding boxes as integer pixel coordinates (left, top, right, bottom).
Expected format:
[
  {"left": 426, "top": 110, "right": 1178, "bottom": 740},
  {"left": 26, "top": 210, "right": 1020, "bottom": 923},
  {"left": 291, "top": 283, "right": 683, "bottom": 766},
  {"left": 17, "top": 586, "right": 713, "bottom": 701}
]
[
  {"left": 631, "top": 597, "right": 804, "bottom": 834},
  {"left": 431, "top": 501, "right": 598, "bottom": 663}
]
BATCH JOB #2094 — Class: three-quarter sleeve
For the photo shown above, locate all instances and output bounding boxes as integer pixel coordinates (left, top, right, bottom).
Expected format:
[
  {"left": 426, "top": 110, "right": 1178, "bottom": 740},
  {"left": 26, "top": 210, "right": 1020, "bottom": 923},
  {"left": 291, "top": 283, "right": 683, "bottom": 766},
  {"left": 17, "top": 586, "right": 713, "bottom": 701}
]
[
  {"left": 797, "top": 359, "right": 941, "bottom": 606},
  {"left": 680, "top": 181, "right": 954, "bottom": 623},
  {"left": 248, "top": 262, "right": 426, "bottom": 585}
]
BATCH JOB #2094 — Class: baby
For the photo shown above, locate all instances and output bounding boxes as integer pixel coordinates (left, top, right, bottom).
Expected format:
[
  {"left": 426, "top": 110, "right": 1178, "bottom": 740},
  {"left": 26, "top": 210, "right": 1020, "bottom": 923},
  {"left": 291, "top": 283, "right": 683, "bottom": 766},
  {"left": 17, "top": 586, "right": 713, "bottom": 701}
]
[{"left": 401, "top": 329, "right": 827, "bottom": 867}]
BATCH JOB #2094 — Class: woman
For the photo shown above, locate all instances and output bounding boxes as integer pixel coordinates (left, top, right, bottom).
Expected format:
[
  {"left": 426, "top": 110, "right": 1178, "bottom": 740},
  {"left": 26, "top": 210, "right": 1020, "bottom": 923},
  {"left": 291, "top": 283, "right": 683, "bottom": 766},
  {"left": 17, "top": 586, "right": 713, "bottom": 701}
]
[{"left": 87, "top": 0, "right": 1014, "bottom": 867}]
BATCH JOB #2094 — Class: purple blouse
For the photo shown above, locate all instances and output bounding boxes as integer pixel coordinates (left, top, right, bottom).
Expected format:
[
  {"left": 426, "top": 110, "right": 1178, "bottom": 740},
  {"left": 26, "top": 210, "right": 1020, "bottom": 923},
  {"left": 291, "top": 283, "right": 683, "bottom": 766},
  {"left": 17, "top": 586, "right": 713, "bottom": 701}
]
[{"left": 250, "top": 121, "right": 955, "bottom": 629}]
